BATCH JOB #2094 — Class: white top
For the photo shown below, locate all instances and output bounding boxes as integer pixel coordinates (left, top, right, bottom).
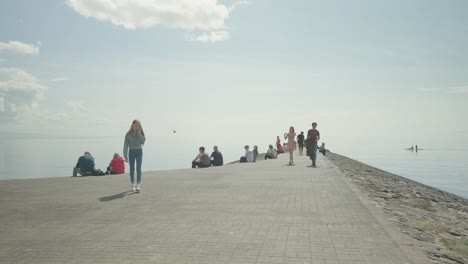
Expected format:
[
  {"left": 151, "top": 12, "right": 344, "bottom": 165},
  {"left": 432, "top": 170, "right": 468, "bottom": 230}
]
[
  {"left": 245, "top": 150, "right": 254, "bottom": 162},
  {"left": 267, "top": 148, "right": 277, "bottom": 158}
]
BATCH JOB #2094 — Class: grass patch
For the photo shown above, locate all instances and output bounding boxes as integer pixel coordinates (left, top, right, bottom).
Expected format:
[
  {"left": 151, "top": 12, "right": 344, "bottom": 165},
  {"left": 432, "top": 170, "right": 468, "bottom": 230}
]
[
  {"left": 441, "top": 238, "right": 468, "bottom": 256},
  {"left": 411, "top": 200, "right": 435, "bottom": 211},
  {"left": 415, "top": 219, "right": 450, "bottom": 233}
]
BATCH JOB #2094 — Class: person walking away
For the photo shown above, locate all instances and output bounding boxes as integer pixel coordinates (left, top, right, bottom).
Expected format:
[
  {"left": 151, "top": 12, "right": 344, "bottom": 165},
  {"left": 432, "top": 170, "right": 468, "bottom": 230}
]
[
  {"left": 297, "top": 131, "right": 305, "bottom": 155},
  {"left": 210, "top": 146, "right": 224, "bottom": 166},
  {"left": 123, "top": 120, "right": 146, "bottom": 193},
  {"left": 106, "top": 153, "right": 125, "bottom": 174},
  {"left": 307, "top": 122, "right": 320, "bottom": 167},
  {"left": 253, "top": 145, "right": 259, "bottom": 162},
  {"left": 73, "top": 151, "right": 95, "bottom": 176},
  {"left": 286, "top": 126, "right": 296, "bottom": 165},
  {"left": 193, "top": 147, "right": 211, "bottom": 168}
]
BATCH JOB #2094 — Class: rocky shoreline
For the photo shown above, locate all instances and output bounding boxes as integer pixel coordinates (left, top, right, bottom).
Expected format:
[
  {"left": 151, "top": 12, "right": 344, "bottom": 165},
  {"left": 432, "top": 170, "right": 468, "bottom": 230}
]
[{"left": 327, "top": 152, "right": 468, "bottom": 264}]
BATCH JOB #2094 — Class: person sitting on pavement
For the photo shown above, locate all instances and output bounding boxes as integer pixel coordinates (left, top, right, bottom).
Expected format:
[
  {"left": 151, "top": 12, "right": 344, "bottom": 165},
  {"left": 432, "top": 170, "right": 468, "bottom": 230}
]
[
  {"left": 210, "top": 146, "right": 224, "bottom": 166},
  {"left": 253, "top": 145, "right": 259, "bottom": 162},
  {"left": 319, "top": 142, "right": 327, "bottom": 156},
  {"left": 240, "top": 145, "right": 254, "bottom": 163},
  {"left": 106, "top": 153, "right": 125, "bottom": 175},
  {"left": 73, "top": 151, "right": 95, "bottom": 176},
  {"left": 265, "top": 145, "right": 278, "bottom": 159},
  {"left": 192, "top": 146, "right": 211, "bottom": 168},
  {"left": 277, "top": 143, "right": 285, "bottom": 154}
]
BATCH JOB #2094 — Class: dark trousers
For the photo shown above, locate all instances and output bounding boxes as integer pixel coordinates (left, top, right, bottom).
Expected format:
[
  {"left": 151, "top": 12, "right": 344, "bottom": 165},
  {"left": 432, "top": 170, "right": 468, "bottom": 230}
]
[
  {"left": 265, "top": 154, "right": 274, "bottom": 160},
  {"left": 210, "top": 160, "right": 223, "bottom": 166},
  {"left": 319, "top": 149, "right": 326, "bottom": 156},
  {"left": 72, "top": 167, "right": 92, "bottom": 177},
  {"left": 106, "top": 166, "right": 120, "bottom": 175},
  {"left": 192, "top": 161, "right": 209, "bottom": 168},
  {"left": 240, "top": 157, "right": 248, "bottom": 163}
]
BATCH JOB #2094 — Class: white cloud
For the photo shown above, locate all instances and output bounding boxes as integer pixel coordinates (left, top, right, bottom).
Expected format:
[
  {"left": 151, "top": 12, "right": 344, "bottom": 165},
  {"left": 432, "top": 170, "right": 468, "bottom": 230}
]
[
  {"left": 0, "top": 68, "right": 47, "bottom": 120},
  {"left": 191, "top": 30, "right": 230, "bottom": 43},
  {"left": 0, "top": 58, "right": 5, "bottom": 63},
  {"left": 65, "top": 100, "right": 86, "bottom": 112},
  {"left": 416, "top": 88, "right": 439, "bottom": 92},
  {"left": 229, "top": 0, "right": 250, "bottom": 11},
  {"left": 0, "top": 41, "right": 40, "bottom": 56},
  {"left": 417, "top": 86, "right": 468, "bottom": 94},
  {"left": 51, "top": 77, "right": 72, "bottom": 82},
  {"left": 447, "top": 86, "right": 468, "bottom": 94},
  {"left": 44, "top": 112, "right": 70, "bottom": 123},
  {"left": 67, "top": 0, "right": 248, "bottom": 42}
]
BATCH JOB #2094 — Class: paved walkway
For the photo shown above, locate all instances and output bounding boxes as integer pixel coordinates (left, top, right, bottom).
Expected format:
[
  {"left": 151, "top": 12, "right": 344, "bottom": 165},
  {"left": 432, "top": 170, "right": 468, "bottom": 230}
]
[{"left": 0, "top": 153, "right": 425, "bottom": 264}]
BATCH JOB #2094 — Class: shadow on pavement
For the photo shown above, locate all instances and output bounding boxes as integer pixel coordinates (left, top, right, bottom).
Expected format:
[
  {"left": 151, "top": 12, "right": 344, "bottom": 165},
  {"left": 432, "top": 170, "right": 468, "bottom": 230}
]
[{"left": 99, "top": 191, "right": 136, "bottom": 202}]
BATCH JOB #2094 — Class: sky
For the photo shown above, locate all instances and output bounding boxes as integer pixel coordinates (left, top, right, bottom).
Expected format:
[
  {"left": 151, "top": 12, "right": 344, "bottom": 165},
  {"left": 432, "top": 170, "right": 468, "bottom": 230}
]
[{"left": 1, "top": 0, "right": 467, "bottom": 151}]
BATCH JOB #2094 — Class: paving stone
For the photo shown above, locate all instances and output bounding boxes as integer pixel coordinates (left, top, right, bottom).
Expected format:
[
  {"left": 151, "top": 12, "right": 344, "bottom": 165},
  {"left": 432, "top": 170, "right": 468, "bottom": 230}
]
[{"left": 0, "top": 153, "right": 424, "bottom": 263}]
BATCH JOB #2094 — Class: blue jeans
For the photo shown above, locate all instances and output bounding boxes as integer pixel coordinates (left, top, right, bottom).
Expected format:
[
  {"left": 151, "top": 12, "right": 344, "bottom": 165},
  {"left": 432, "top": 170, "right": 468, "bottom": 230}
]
[{"left": 129, "top": 148, "right": 143, "bottom": 184}]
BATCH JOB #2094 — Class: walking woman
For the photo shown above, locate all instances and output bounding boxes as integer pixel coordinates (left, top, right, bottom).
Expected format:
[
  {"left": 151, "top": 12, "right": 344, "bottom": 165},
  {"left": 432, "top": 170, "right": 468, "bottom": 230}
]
[
  {"left": 123, "top": 120, "right": 146, "bottom": 192},
  {"left": 286, "top": 126, "right": 296, "bottom": 165}
]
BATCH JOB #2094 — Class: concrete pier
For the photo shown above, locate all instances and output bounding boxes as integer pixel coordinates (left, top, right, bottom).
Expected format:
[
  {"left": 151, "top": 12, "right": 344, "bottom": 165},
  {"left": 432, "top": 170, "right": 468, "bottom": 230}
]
[{"left": 0, "top": 153, "right": 426, "bottom": 263}]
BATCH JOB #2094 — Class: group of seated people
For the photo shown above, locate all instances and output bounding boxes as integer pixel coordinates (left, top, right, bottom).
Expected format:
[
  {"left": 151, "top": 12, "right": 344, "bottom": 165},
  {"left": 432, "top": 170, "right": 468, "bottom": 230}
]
[
  {"left": 240, "top": 145, "right": 258, "bottom": 163},
  {"left": 192, "top": 146, "right": 224, "bottom": 168},
  {"left": 73, "top": 152, "right": 126, "bottom": 176}
]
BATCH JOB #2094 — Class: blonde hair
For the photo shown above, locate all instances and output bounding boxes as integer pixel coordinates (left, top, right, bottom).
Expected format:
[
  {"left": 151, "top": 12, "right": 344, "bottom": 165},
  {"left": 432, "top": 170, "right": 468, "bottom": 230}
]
[{"left": 127, "top": 119, "right": 145, "bottom": 136}]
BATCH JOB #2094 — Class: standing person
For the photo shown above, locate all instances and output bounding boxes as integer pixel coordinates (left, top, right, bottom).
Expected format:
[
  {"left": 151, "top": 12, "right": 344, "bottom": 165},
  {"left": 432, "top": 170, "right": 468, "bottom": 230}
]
[
  {"left": 123, "top": 120, "right": 146, "bottom": 193},
  {"left": 276, "top": 136, "right": 281, "bottom": 146},
  {"left": 297, "top": 131, "right": 305, "bottom": 155},
  {"left": 192, "top": 147, "right": 211, "bottom": 168},
  {"left": 106, "top": 153, "right": 125, "bottom": 174},
  {"left": 307, "top": 122, "right": 320, "bottom": 167},
  {"left": 210, "top": 146, "right": 224, "bottom": 167},
  {"left": 73, "top": 151, "right": 95, "bottom": 176},
  {"left": 286, "top": 126, "right": 296, "bottom": 165},
  {"left": 253, "top": 145, "right": 259, "bottom": 162}
]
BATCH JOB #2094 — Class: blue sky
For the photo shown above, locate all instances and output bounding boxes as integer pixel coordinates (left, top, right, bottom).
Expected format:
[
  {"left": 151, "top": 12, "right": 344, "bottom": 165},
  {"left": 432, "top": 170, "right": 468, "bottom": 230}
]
[{"left": 1, "top": 0, "right": 467, "bottom": 150}]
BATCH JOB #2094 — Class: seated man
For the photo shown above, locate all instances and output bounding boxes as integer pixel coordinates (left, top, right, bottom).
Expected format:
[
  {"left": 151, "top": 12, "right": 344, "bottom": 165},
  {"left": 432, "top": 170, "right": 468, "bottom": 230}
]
[
  {"left": 265, "top": 144, "right": 278, "bottom": 159},
  {"left": 319, "top": 142, "right": 327, "bottom": 156},
  {"left": 210, "top": 146, "right": 224, "bottom": 166},
  {"left": 73, "top": 151, "right": 95, "bottom": 176},
  {"left": 240, "top": 145, "right": 254, "bottom": 163},
  {"left": 192, "top": 146, "right": 211, "bottom": 168},
  {"left": 106, "top": 153, "right": 125, "bottom": 174}
]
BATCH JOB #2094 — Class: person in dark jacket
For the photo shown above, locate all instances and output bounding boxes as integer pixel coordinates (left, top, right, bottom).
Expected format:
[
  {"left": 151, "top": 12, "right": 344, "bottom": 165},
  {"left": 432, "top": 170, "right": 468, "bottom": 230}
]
[
  {"left": 73, "top": 151, "right": 95, "bottom": 176},
  {"left": 210, "top": 146, "right": 224, "bottom": 166}
]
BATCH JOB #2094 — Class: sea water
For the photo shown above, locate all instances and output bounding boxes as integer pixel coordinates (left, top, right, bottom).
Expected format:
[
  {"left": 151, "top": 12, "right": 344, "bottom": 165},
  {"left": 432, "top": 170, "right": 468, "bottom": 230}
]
[{"left": 1, "top": 136, "right": 467, "bottom": 199}]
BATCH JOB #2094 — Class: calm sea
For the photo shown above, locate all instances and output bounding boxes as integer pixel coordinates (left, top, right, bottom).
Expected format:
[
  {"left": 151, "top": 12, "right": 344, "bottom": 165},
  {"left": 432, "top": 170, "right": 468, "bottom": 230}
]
[{"left": 1, "top": 136, "right": 467, "bottom": 199}]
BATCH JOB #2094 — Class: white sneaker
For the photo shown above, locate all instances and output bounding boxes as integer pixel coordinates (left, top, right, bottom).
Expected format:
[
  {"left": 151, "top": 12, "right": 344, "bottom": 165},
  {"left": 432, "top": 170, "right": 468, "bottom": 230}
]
[
  {"left": 131, "top": 184, "right": 136, "bottom": 192},
  {"left": 136, "top": 184, "right": 141, "bottom": 193}
]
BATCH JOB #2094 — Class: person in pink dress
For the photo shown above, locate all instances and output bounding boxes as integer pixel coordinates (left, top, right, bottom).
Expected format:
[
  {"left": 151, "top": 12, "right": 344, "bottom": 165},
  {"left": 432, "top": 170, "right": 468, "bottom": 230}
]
[{"left": 286, "top": 126, "right": 296, "bottom": 165}]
